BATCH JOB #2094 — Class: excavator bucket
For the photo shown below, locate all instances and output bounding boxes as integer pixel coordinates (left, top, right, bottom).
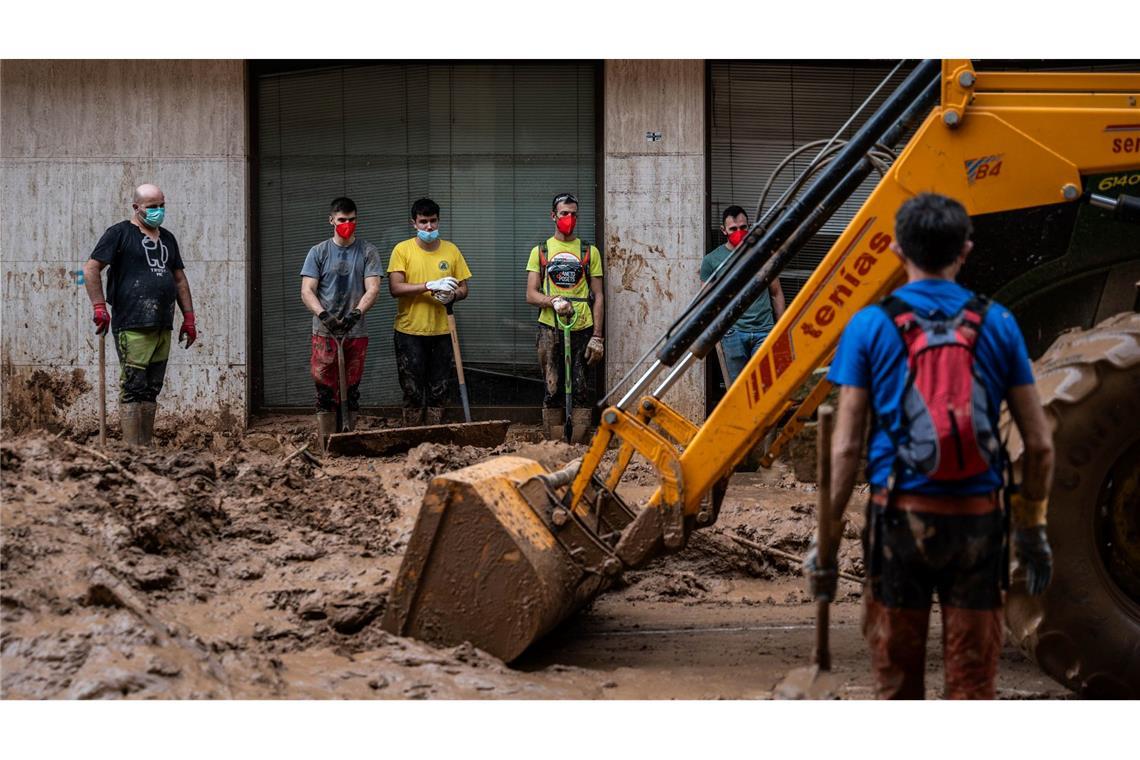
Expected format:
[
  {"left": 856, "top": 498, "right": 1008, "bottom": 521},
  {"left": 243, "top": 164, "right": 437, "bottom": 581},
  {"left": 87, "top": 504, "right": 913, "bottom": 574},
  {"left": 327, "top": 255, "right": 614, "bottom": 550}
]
[{"left": 381, "top": 455, "right": 633, "bottom": 662}]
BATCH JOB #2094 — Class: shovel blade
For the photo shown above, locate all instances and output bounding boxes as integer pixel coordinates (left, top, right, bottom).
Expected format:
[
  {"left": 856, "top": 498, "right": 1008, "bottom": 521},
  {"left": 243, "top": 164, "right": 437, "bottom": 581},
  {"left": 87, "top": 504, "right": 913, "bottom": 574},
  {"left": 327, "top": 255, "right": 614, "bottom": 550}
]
[
  {"left": 773, "top": 664, "right": 839, "bottom": 700},
  {"left": 326, "top": 419, "right": 510, "bottom": 457}
]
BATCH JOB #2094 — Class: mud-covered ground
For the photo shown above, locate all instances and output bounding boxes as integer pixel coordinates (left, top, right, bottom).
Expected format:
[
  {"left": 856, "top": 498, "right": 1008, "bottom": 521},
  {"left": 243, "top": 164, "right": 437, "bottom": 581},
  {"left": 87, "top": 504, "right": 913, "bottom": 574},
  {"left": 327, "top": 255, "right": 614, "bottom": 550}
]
[{"left": 1, "top": 417, "right": 1068, "bottom": 699}]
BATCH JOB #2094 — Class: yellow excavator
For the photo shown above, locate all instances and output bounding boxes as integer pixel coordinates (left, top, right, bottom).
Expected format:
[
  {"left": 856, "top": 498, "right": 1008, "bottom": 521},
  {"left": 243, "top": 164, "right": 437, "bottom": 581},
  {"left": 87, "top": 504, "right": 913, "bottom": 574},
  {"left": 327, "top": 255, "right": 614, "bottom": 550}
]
[{"left": 382, "top": 59, "right": 1140, "bottom": 698}]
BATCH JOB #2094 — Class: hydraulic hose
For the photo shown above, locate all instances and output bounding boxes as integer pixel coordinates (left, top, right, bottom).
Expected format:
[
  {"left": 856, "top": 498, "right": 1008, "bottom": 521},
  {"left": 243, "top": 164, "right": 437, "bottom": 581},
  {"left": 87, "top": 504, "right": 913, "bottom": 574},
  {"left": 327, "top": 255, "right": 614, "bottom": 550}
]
[
  {"left": 656, "top": 59, "right": 939, "bottom": 368},
  {"left": 689, "top": 75, "right": 941, "bottom": 360}
]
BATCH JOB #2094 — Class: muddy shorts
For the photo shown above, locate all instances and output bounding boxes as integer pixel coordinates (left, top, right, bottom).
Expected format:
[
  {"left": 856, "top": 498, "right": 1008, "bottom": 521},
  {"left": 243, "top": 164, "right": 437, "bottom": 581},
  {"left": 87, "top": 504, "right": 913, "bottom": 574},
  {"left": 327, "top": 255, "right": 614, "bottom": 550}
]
[
  {"left": 393, "top": 331, "right": 452, "bottom": 409},
  {"left": 310, "top": 335, "right": 368, "bottom": 412},
  {"left": 114, "top": 328, "right": 171, "bottom": 403},
  {"left": 537, "top": 325, "right": 591, "bottom": 408},
  {"left": 862, "top": 488, "right": 1005, "bottom": 699}
]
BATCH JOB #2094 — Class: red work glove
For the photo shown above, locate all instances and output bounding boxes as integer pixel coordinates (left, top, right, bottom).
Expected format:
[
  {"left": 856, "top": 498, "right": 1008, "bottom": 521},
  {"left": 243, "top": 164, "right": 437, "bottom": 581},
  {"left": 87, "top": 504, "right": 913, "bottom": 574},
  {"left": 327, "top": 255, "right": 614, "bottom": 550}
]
[
  {"left": 179, "top": 311, "right": 197, "bottom": 348},
  {"left": 92, "top": 302, "right": 110, "bottom": 335}
]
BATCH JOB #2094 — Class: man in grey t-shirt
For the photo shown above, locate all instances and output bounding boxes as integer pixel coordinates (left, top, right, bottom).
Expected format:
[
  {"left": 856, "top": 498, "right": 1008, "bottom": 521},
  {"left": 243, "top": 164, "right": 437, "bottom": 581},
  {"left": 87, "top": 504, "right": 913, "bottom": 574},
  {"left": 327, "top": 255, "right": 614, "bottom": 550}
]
[{"left": 300, "top": 196, "right": 383, "bottom": 447}]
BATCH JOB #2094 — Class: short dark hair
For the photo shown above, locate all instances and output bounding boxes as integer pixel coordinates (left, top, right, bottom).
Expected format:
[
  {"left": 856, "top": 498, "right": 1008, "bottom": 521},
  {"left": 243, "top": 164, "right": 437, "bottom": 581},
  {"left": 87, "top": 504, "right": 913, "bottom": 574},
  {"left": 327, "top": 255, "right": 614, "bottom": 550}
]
[
  {"left": 551, "top": 192, "right": 578, "bottom": 211},
  {"left": 721, "top": 205, "right": 748, "bottom": 226},
  {"left": 410, "top": 197, "right": 440, "bottom": 219},
  {"left": 894, "top": 193, "right": 973, "bottom": 273},
  {"left": 329, "top": 196, "right": 356, "bottom": 215}
]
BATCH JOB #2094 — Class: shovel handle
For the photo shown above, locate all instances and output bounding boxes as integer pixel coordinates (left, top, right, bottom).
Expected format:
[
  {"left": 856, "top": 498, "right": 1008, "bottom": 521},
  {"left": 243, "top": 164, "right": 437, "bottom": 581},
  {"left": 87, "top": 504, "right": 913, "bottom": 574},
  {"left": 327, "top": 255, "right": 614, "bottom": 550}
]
[
  {"left": 335, "top": 335, "right": 349, "bottom": 432},
  {"left": 815, "top": 404, "right": 835, "bottom": 671},
  {"left": 446, "top": 304, "right": 472, "bottom": 423},
  {"left": 98, "top": 333, "right": 106, "bottom": 447},
  {"left": 817, "top": 405, "right": 835, "bottom": 557},
  {"left": 562, "top": 324, "right": 573, "bottom": 443}
]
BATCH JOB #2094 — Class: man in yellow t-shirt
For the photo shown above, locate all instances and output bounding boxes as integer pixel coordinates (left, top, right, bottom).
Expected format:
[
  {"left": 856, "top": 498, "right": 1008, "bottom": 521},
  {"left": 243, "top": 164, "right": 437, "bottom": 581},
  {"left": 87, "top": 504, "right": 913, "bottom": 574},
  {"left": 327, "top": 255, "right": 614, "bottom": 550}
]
[
  {"left": 525, "top": 192, "right": 604, "bottom": 442},
  {"left": 387, "top": 197, "right": 472, "bottom": 426}
]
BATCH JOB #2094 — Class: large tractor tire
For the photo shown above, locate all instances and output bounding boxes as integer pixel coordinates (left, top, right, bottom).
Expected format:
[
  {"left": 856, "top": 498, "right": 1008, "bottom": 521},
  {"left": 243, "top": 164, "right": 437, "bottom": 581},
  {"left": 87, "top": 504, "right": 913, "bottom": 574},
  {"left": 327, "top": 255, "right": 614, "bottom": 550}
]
[{"left": 1004, "top": 312, "right": 1140, "bottom": 698}]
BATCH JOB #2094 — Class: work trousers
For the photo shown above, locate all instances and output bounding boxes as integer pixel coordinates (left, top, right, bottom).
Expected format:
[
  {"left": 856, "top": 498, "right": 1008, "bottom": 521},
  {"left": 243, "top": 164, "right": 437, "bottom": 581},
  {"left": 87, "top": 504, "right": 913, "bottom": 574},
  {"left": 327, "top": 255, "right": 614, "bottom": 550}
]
[
  {"left": 862, "top": 488, "right": 1005, "bottom": 699},
  {"left": 394, "top": 331, "right": 452, "bottom": 410},
  {"left": 719, "top": 327, "right": 770, "bottom": 385},
  {"left": 310, "top": 335, "right": 369, "bottom": 412},
  {"left": 537, "top": 324, "right": 591, "bottom": 408},
  {"left": 114, "top": 328, "right": 171, "bottom": 403}
]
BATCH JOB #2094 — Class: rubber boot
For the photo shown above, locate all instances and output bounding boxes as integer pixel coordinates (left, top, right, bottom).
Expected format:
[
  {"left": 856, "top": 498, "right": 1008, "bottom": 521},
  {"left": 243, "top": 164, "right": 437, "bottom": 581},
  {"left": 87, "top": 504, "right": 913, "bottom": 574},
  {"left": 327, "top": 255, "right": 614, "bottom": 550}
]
[
  {"left": 139, "top": 401, "right": 157, "bottom": 447},
  {"left": 425, "top": 407, "right": 444, "bottom": 426},
  {"left": 402, "top": 407, "right": 424, "bottom": 427},
  {"left": 120, "top": 402, "right": 143, "bottom": 446},
  {"left": 316, "top": 411, "right": 337, "bottom": 453},
  {"left": 542, "top": 408, "right": 563, "bottom": 441},
  {"left": 570, "top": 408, "right": 592, "bottom": 444}
]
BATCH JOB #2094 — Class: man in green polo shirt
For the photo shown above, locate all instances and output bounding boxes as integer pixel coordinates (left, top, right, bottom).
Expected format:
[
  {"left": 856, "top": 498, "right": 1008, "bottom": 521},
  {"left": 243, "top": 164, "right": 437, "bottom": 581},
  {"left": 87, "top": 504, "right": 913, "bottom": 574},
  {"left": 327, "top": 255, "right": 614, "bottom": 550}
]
[{"left": 700, "top": 205, "right": 786, "bottom": 385}]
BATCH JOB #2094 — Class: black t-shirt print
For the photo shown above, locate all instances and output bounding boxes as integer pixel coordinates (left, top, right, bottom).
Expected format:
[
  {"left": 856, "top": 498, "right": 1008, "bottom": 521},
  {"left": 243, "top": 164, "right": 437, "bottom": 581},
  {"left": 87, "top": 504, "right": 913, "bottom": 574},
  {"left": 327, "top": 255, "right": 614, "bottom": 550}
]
[{"left": 90, "top": 220, "right": 186, "bottom": 332}]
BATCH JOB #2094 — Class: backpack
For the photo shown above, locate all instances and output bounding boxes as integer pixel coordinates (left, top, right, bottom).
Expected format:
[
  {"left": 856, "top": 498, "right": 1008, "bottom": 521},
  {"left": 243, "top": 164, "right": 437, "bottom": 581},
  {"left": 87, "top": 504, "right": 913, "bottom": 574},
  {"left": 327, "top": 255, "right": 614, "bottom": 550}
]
[
  {"left": 880, "top": 294, "right": 1000, "bottom": 481},
  {"left": 539, "top": 239, "right": 593, "bottom": 304}
]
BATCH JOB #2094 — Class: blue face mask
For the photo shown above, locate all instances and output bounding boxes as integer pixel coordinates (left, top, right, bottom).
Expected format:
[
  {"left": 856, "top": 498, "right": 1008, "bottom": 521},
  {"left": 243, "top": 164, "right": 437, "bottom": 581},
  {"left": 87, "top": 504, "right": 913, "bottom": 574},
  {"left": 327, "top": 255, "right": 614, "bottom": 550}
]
[
  {"left": 142, "top": 207, "right": 165, "bottom": 228},
  {"left": 417, "top": 228, "right": 439, "bottom": 243}
]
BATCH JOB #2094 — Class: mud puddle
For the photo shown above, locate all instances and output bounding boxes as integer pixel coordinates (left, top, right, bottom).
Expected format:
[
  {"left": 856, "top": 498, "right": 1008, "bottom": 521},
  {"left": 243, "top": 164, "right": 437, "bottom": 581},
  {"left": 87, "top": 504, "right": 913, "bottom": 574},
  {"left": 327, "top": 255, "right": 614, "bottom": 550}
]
[{"left": 517, "top": 579, "right": 1069, "bottom": 699}]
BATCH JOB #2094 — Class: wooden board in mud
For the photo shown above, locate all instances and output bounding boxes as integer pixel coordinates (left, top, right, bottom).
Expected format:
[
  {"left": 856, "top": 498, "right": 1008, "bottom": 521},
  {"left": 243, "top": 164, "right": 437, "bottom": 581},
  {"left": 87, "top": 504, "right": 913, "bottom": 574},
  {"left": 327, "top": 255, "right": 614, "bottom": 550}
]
[{"left": 326, "top": 420, "right": 511, "bottom": 457}]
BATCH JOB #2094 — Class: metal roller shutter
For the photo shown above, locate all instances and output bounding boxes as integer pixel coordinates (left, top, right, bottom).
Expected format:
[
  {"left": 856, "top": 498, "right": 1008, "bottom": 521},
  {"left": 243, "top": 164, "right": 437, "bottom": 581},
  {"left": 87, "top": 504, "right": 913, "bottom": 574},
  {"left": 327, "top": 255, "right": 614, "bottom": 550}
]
[
  {"left": 256, "top": 62, "right": 597, "bottom": 409},
  {"left": 709, "top": 61, "right": 915, "bottom": 301}
]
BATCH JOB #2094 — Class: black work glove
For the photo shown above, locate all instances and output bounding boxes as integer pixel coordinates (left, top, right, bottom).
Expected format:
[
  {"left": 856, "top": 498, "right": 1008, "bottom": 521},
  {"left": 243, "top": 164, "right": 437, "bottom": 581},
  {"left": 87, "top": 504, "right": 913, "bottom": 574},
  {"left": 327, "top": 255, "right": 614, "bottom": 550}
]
[
  {"left": 341, "top": 308, "right": 363, "bottom": 333},
  {"left": 317, "top": 310, "right": 342, "bottom": 333},
  {"left": 802, "top": 536, "right": 838, "bottom": 602},
  {"left": 1014, "top": 526, "right": 1053, "bottom": 596}
]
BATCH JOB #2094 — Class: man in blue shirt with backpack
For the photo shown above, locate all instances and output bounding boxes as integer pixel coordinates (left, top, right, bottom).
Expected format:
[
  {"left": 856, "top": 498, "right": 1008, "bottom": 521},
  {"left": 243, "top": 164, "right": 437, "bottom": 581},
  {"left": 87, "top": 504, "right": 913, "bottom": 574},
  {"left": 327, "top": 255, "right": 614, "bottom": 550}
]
[{"left": 810, "top": 193, "right": 1056, "bottom": 699}]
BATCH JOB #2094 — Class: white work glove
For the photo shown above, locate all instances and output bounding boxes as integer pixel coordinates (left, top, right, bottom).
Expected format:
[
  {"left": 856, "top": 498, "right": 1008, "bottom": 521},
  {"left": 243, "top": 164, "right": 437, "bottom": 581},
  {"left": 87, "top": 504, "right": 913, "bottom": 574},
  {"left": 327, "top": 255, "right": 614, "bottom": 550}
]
[
  {"left": 584, "top": 335, "right": 604, "bottom": 365},
  {"left": 426, "top": 276, "right": 458, "bottom": 292},
  {"left": 551, "top": 297, "right": 574, "bottom": 318},
  {"left": 432, "top": 288, "right": 456, "bottom": 305}
]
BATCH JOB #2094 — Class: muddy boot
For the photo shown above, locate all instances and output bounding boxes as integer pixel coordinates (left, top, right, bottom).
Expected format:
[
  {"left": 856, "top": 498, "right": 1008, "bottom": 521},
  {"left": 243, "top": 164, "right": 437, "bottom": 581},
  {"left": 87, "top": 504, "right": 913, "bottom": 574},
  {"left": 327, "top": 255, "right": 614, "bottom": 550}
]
[
  {"left": 345, "top": 410, "right": 358, "bottom": 432},
  {"left": 402, "top": 407, "right": 424, "bottom": 427},
  {"left": 139, "top": 401, "right": 157, "bottom": 447},
  {"left": 316, "top": 411, "right": 337, "bottom": 452},
  {"left": 120, "top": 402, "right": 142, "bottom": 446},
  {"left": 570, "top": 408, "right": 592, "bottom": 444},
  {"left": 542, "top": 408, "right": 563, "bottom": 441},
  {"left": 425, "top": 407, "right": 444, "bottom": 426}
]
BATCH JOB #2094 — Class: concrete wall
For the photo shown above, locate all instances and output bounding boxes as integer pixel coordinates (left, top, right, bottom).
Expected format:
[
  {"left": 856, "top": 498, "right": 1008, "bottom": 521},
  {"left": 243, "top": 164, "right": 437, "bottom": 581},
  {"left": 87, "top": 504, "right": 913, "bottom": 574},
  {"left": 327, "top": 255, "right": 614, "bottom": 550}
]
[
  {"left": 1, "top": 60, "right": 248, "bottom": 434},
  {"left": 603, "top": 60, "right": 706, "bottom": 421}
]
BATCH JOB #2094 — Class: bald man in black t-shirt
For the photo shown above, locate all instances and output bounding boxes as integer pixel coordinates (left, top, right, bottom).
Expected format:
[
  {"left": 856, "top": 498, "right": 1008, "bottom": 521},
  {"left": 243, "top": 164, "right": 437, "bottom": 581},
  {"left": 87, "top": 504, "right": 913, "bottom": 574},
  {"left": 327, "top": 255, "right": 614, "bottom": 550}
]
[{"left": 83, "top": 183, "right": 197, "bottom": 446}]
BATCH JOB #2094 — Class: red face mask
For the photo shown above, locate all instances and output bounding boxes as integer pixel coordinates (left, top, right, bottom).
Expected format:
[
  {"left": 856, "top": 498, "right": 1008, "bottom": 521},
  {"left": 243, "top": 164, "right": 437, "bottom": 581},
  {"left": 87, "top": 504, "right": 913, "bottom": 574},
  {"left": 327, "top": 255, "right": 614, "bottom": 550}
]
[
  {"left": 335, "top": 221, "right": 357, "bottom": 240},
  {"left": 727, "top": 228, "right": 748, "bottom": 247},
  {"left": 556, "top": 215, "right": 577, "bottom": 236}
]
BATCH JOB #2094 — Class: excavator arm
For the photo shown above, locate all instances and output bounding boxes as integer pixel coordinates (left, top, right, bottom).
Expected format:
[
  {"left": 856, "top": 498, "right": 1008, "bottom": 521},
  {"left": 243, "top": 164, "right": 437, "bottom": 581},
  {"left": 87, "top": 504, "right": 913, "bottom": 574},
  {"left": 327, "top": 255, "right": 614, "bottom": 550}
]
[
  {"left": 567, "top": 60, "right": 1140, "bottom": 566},
  {"left": 383, "top": 60, "right": 1140, "bottom": 665}
]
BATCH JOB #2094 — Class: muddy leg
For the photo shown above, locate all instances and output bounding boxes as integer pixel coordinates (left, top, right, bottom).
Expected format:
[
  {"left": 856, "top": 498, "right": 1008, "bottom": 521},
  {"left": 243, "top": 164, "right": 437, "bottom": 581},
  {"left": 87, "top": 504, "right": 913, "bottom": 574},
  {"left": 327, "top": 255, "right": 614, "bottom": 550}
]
[
  {"left": 863, "top": 597, "right": 930, "bottom": 699},
  {"left": 941, "top": 606, "right": 1003, "bottom": 699},
  {"left": 395, "top": 331, "right": 427, "bottom": 420}
]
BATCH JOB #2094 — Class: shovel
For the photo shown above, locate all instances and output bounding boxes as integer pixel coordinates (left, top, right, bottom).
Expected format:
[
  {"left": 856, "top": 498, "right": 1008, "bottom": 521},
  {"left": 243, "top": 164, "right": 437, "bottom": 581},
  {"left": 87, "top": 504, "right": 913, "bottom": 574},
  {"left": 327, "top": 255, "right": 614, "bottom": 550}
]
[
  {"left": 774, "top": 404, "right": 839, "bottom": 700},
  {"left": 334, "top": 331, "right": 351, "bottom": 432},
  {"left": 445, "top": 302, "right": 471, "bottom": 423},
  {"left": 554, "top": 308, "right": 578, "bottom": 444},
  {"left": 324, "top": 300, "right": 510, "bottom": 457},
  {"left": 98, "top": 332, "right": 107, "bottom": 447}
]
